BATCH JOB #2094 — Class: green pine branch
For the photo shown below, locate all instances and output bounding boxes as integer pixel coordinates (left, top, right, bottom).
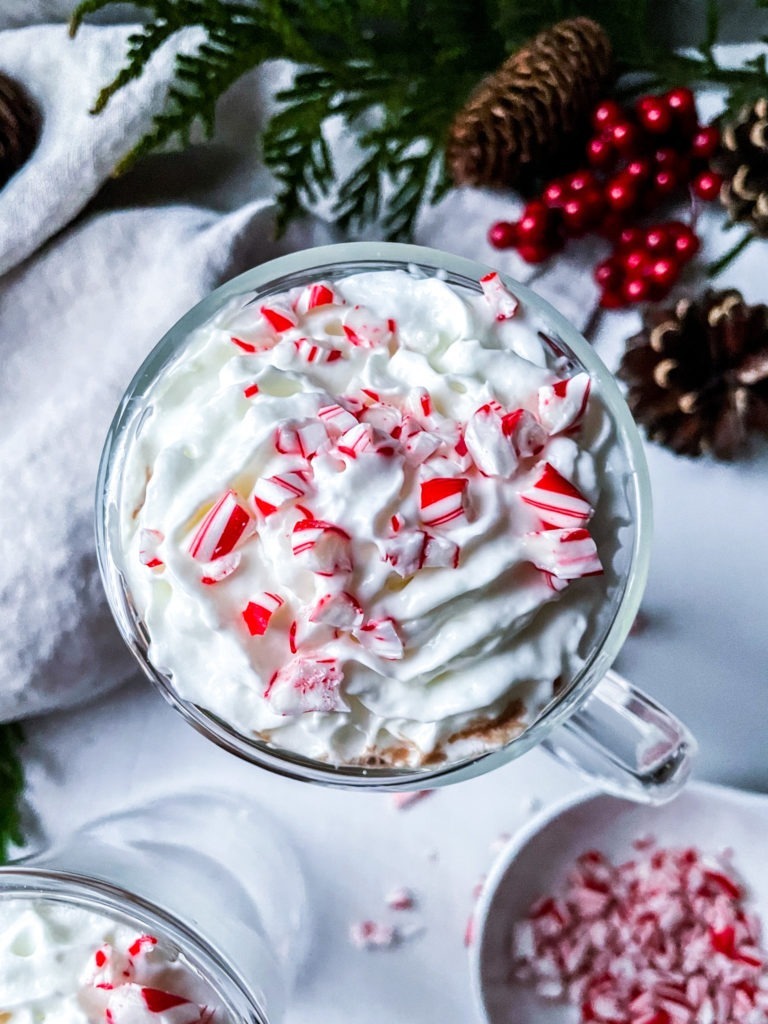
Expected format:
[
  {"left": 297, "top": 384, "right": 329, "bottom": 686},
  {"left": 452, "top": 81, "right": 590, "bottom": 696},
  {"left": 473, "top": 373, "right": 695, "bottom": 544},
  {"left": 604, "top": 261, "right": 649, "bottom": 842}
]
[
  {"left": 71, "top": 0, "right": 768, "bottom": 239},
  {"left": 0, "top": 723, "right": 25, "bottom": 864}
]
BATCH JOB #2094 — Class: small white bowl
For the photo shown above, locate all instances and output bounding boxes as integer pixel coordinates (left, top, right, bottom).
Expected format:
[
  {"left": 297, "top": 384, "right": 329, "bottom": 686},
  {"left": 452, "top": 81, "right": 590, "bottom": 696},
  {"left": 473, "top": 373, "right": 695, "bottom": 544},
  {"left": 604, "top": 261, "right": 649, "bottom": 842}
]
[{"left": 470, "top": 781, "right": 768, "bottom": 1024}]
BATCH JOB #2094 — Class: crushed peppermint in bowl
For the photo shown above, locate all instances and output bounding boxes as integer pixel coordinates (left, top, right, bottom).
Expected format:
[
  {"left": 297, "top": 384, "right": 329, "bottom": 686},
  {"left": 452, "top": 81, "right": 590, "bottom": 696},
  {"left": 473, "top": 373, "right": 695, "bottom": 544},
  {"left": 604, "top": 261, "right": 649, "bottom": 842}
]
[
  {"left": 472, "top": 782, "right": 768, "bottom": 1024},
  {"left": 96, "top": 243, "right": 652, "bottom": 786}
]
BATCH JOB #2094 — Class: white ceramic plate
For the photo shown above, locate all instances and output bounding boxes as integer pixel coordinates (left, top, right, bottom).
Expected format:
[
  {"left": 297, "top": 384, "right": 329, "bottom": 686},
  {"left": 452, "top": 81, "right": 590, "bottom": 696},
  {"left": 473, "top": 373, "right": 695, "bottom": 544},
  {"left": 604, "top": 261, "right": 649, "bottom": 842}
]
[{"left": 470, "top": 781, "right": 768, "bottom": 1024}]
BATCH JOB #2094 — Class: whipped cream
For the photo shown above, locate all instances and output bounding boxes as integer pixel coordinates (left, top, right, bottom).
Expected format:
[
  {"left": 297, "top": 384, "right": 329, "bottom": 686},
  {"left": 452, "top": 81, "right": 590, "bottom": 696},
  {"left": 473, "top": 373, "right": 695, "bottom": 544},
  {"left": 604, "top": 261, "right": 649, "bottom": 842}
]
[
  {"left": 0, "top": 897, "right": 226, "bottom": 1023},
  {"left": 118, "top": 268, "right": 612, "bottom": 766}
]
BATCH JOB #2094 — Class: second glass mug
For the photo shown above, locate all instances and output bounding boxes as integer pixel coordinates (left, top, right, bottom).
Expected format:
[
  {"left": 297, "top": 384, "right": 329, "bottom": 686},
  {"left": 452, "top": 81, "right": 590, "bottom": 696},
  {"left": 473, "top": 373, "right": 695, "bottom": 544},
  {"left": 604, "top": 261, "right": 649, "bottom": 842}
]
[{"left": 96, "top": 242, "right": 696, "bottom": 802}]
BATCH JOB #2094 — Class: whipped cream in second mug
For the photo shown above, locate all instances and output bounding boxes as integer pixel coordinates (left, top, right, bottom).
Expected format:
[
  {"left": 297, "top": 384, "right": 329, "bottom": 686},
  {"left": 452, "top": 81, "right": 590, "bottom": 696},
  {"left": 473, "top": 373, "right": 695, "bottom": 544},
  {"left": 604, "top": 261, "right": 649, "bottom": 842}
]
[{"left": 119, "top": 267, "right": 614, "bottom": 767}]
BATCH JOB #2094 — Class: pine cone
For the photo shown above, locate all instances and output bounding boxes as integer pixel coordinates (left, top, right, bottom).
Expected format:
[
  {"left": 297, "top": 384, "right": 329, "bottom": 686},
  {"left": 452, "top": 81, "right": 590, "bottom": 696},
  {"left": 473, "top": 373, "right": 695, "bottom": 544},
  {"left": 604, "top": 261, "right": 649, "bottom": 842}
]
[
  {"left": 446, "top": 17, "right": 613, "bottom": 189},
  {"left": 0, "top": 71, "right": 41, "bottom": 189},
  {"left": 713, "top": 98, "right": 768, "bottom": 235},
  {"left": 618, "top": 289, "right": 768, "bottom": 459}
]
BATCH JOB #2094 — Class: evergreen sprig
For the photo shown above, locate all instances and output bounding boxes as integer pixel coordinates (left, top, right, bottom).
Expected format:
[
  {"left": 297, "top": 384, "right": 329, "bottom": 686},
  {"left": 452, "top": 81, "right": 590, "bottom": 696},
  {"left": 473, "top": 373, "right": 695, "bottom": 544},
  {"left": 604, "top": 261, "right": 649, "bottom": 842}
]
[
  {"left": 71, "top": 0, "right": 768, "bottom": 239},
  {"left": 0, "top": 723, "right": 25, "bottom": 864}
]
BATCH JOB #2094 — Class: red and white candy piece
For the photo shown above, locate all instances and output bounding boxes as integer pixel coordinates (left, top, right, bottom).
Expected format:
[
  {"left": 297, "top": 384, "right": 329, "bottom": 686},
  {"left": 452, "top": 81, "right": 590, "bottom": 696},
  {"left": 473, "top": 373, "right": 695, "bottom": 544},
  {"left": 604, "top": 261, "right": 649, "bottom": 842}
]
[
  {"left": 252, "top": 470, "right": 309, "bottom": 517},
  {"left": 422, "top": 533, "right": 460, "bottom": 569},
  {"left": 387, "top": 886, "right": 417, "bottom": 911},
  {"left": 400, "top": 416, "right": 442, "bottom": 466},
  {"left": 523, "top": 528, "right": 603, "bottom": 580},
  {"left": 89, "top": 984, "right": 207, "bottom": 1024},
  {"left": 139, "top": 529, "right": 164, "bottom": 569},
  {"left": 83, "top": 941, "right": 133, "bottom": 987},
  {"left": 384, "top": 529, "right": 460, "bottom": 575},
  {"left": 501, "top": 408, "right": 548, "bottom": 458},
  {"left": 309, "top": 591, "right": 364, "bottom": 630},
  {"left": 292, "top": 336, "right": 343, "bottom": 364},
  {"left": 361, "top": 402, "right": 402, "bottom": 436},
  {"left": 519, "top": 463, "right": 593, "bottom": 529},
  {"left": 188, "top": 491, "right": 251, "bottom": 562},
  {"left": 538, "top": 372, "right": 592, "bottom": 435},
  {"left": 260, "top": 302, "right": 298, "bottom": 334},
  {"left": 275, "top": 419, "right": 328, "bottom": 461},
  {"left": 334, "top": 422, "right": 376, "bottom": 459},
  {"left": 230, "top": 335, "right": 274, "bottom": 355},
  {"left": 242, "top": 592, "right": 284, "bottom": 636},
  {"left": 349, "top": 919, "right": 399, "bottom": 950},
  {"left": 405, "top": 387, "right": 435, "bottom": 422},
  {"left": 293, "top": 281, "right": 342, "bottom": 314},
  {"left": 464, "top": 403, "right": 519, "bottom": 477},
  {"left": 342, "top": 305, "right": 393, "bottom": 348},
  {"left": 419, "top": 477, "right": 468, "bottom": 528},
  {"left": 264, "top": 656, "right": 346, "bottom": 715},
  {"left": 479, "top": 271, "right": 519, "bottom": 320},
  {"left": 356, "top": 617, "right": 404, "bottom": 660},
  {"left": 291, "top": 519, "right": 353, "bottom": 575},
  {"left": 200, "top": 550, "right": 241, "bottom": 585},
  {"left": 318, "top": 403, "right": 358, "bottom": 437}
]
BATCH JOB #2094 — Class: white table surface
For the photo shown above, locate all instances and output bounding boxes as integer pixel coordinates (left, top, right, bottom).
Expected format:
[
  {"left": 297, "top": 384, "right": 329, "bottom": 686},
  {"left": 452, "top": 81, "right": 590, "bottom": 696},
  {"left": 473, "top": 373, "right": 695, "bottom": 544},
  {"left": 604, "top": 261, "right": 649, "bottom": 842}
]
[{"left": 14, "top": 34, "right": 768, "bottom": 1024}]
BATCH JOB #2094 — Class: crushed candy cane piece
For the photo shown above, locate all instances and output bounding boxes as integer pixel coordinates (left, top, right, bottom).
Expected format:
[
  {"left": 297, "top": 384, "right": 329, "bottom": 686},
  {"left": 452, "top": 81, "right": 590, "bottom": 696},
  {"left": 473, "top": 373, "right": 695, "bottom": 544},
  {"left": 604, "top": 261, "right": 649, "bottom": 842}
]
[
  {"left": 511, "top": 840, "right": 768, "bottom": 1024},
  {"left": 292, "top": 336, "right": 343, "bottom": 364},
  {"left": 538, "top": 372, "right": 592, "bottom": 435},
  {"left": 82, "top": 942, "right": 133, "bottom": 986},
  {"left": 242, "top": 383, "right": 260, "bottom": 398},
  {"left": 275, "top": 419, "right": 327, "bottom": 460},
  {"left": 188, "top": 491, "right": 251, "bottom": 562},
  {"left": 260, "top": 303, "right": 298, "bottom": 333},
  {"left": 342, "top": 305, "right": 393, "bottom": 348},
  {"left": 291, "top": 519, "right": 353, "bottom": 575},
  {"left": 422, "top": 534, "right": 460, "bottom": 569},
  {"left": 294, "top": 281, "right": 341, "bottom": 314},
  {"left": 419, "top": 477, "right": 468, "bottom": 528},
  {"left": 200, "top": 550, "right": 241, "bottom": 585},
  {"left": 356, "top": 617, "right": 404, "bottom": 660},
  {"left": 501, "top": 408, "right": 548, "bottom": 458},
  {"left": 309, "top": 591, "right": 364, "bottom": 630},
  {"left": 391, "top": 790, "right": 434, "bottom": 810},
  {"left": 479, "top": 271, "right": 519, "bottom": 320},
  {"left": 318, "top": 403, "right": 358, "bottom": 436},
  {"left": 400, "top": 416, "right": 442, "bottom": 465},
  {"left": 520, "top": 463, "right": 593, "bottom": 529},
  {"left": 139, "top": 529, "right": 164, "bottom": 569},
  {"left": 523, "top": 527, "right": 603, "bottom": 580},
  {"left": 252, "top": 470, "right": 308, "bottom": 517},
  {"left": 464, "top": 403, "right": 519, "bottom": 477},
  {"left": 335, "top": 422, "right": 376, "bottom": 459},
  {"left": 387, "top": 887, "right": 417, "bottom": 911},
  {"left": 264, "top": 656, "right": 345, "bottom": 715},
  {"left": 242, "top": 592, "right": 284, "bottom": 636},
  {"left": 349, "top": 919, "right": 399, "bottom": 950}
]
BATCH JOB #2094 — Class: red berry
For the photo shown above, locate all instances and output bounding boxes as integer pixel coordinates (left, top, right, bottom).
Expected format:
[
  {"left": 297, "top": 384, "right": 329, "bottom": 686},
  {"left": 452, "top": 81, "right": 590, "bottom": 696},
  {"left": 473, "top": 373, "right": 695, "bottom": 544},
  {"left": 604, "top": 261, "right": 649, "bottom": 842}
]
[
  {"left": 618, "top": 226, "right": 645, "bottom": 249},
  {"left": 610, "top": 121, "right": 640, "bottom": 155},
  {"left": 566, "top": 170, "right": 597, "bottom": 194},
  {"left": 648, "top": 256, "right": 680, "bottom": 290},
  {"left": 606, "top": 174, "right": 639, "bottom": 212},
  {"left": 691, "top": 124, "right": 721, "bottom": 160},
  {"left": 653, "top": 147, "right": 686, "bottom": 174},
  {"left": 692, "top": 169, "right": 723, "bottom": 201},
  {"left": 636, "top": 95, "right": 672, "bottom": 134},
  {"left": 672, "top": 224, "right": 700, "bottom": 261},
  {"left": 586, "top": 135, "right": 614, "bottom": 168},
  {"left": 517, "top": 200, "right": 551, "bottom": 242},
  {"left": 625, "top": 158, "right": 652, "bottom": 183},
  {"left": 594, "top": 258, "right": 622, "bottom": 290},
  {"left": 543, "top": 180, "right": 566, "bottom": 207},
  {"left": 623, "top": 275, "right": 652, "bottom": 303},
  {"left": 620, "top": 247, "right": 650, "bottom": 275},
  {"left": 653, "top": 168, "right": 679, "bottom": 198},
  {"left": 516, "top": 242, "right": 552, "bottom": 264},
  {"left": 644, "top": 225, "right": 673, "bottom": 253},
  {"left": 488, "top": 220, "right": 517, "bottom": 249},
  {"left": 666, "top": 87, "right": 697, "bottom": 131},
  {"left": 561, "top": 198, "right": 589, "bottom": 236},
  {"left": 592, "top": 100, "right": 625, "bottom": 132}
]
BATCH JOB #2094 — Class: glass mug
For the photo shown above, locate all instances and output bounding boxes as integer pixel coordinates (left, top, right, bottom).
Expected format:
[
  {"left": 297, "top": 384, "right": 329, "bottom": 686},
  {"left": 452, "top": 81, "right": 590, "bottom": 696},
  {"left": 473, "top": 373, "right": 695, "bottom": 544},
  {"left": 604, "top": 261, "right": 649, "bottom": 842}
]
[
  {"left": 96, "top": 242, "right": 696, "bottom": 802},
  {"left": 0, "top": 792, "right": 306, "bottom": 1023}
]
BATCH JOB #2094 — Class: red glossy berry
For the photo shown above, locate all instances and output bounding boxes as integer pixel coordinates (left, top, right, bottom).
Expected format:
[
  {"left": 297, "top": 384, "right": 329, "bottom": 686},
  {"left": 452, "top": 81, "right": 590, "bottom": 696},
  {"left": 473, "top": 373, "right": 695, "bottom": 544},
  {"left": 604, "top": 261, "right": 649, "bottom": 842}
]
[
  {"left": 623, "top": 275, "right": 652, "bottom": 303},
  {"left": 618, "top": 226, "right": 645, "bottom": 249},
  {"left": 610, "top": 121, "right": 640, "bottom": 155},
  {"left": 516, "top": 242, "right": 552, "bottom": 264},
  {"left": 691, "top": 124, "right": 721, "bottom": 160},
  {"left": 517, "top": 200, "right": 551, "bottom": 242},
  {"left": 636, "top": 95, "right": 673, "bottom": 134},
  {"left": 566, "top": 171, "right": 597, "bottom": 194},
  {"left": 543, "top": 180, "right": 566, "bottom": 207},
  {"left": 587, "top": 135, "right": 614, "bottom": 168},
  {"left": 594, "top": 258, "right": 622, "bottom": 290},
  {"left": 671, "top": 224, "right": 700, "bottom": 261},
  {"left": 625, "top": 158, "right": 652, "bottom": 183},
  {"left": 561, "top": 198, "right": 589, "bottom": 236},
  {"left": 653, "top": 168, "right": 679, "bottom": 198},
  {"left": 666, "top": 87, "right": 697, "bottom": 129},
  {"left": 692, "top": 169, "right": 724, "bottom": 201},
  {"left": 620, "top": 247, "right": 650, "bottom": 275},
  {"left": 606, "top": 174, "right": 639, "bottom": 212},
  {"left": 488, "top": 221, "right": 517, "bottom": 249},
  {"left": 648, "top": 256, "right": 680, "bottom": 291},
  {"left": 653, "top": 147, "right": 686, "bottom": 174},
  {"left": 592, "top": 100, "right": 625, "bottom": 133},
  {"left": 644, "top": 225, "right": 673, "bottom": 253}
]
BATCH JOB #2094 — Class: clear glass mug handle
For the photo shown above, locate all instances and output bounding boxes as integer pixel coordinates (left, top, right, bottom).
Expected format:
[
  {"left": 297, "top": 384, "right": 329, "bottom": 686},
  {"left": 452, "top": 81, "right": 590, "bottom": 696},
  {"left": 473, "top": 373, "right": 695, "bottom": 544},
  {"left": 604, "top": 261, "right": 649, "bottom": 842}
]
[{"left": 541, "top": 670, "right": 697, "bottom": 804}]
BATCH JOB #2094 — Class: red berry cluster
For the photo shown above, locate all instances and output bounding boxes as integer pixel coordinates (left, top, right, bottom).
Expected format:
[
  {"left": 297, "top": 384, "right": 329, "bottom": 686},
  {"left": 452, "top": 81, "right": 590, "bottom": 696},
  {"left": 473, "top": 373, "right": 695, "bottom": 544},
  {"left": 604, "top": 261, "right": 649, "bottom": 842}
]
[
  {"left": 489, "top": 87, "right": 723, "bottom": 304},
  {"left": 595, "top": 220, "right": 700, "bottom": 307}
]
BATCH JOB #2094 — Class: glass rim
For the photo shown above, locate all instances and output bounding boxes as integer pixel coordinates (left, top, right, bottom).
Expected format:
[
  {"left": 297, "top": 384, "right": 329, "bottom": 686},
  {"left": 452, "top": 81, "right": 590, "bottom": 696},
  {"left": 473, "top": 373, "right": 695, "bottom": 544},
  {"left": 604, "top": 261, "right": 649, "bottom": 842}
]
[
  {"left": 96, "top": 242, "right": 653, "bottom": 788},
  {"left": 0, "top": 866, "right": 268, "bottom": 1023}
]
